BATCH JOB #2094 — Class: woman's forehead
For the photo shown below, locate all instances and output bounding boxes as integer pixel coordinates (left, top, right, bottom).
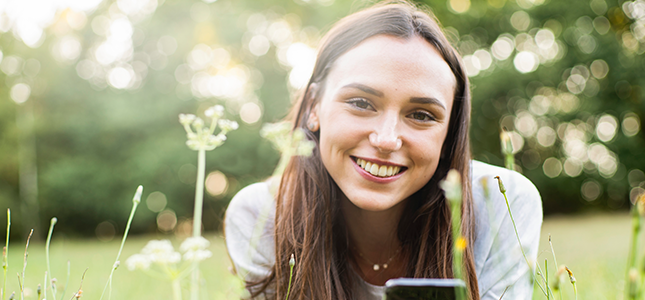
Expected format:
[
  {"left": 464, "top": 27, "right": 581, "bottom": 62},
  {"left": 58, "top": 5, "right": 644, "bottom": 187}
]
[{"left": 324, "top": 34, "right": 457, "bottom": 104}]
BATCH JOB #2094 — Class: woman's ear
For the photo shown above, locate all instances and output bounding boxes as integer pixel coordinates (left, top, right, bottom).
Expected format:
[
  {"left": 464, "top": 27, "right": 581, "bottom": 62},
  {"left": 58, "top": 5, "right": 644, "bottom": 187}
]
[{"left": 306, "top": 83, "right": 320, "bottom": 132}]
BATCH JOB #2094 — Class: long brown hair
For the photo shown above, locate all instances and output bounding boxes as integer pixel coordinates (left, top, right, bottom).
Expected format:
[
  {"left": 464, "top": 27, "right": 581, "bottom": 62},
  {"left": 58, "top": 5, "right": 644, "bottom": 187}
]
[{"left": 250, "top": 1, "right": 478, "bottom": 299}]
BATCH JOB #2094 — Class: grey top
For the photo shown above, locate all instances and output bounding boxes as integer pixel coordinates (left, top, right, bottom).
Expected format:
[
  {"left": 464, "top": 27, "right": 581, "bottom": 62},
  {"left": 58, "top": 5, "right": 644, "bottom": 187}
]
[{"left": 225, "top": 160, "right": 543, "bottom": 299}]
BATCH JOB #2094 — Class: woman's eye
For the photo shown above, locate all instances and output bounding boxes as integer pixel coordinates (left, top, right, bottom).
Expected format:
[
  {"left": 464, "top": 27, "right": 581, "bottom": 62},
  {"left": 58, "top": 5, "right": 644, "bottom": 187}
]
[
  {"left": 409, "top": 111, "right": 435, "bottom": 122},
  {"left": 348, "top": 99, "right": 373, "bottom": 110}
]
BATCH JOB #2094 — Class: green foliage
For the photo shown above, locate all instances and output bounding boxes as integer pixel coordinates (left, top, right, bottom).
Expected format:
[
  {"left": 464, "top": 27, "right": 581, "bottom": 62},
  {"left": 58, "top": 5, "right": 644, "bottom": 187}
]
[{"left": 0, "top": 0, "right": 643, "bottom": 238}]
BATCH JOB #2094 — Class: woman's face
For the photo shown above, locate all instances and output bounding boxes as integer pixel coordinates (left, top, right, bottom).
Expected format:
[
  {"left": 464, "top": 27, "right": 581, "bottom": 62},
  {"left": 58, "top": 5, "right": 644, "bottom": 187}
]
[{"left": 310, "top": 34, "right": 456, "bottom": 212}]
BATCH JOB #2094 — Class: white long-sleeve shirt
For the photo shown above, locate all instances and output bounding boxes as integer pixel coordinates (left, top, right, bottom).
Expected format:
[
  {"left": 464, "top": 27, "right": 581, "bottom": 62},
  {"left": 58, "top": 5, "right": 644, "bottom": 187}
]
[{"left": 225, "top": 160, "right": 543, "bottom": 299}]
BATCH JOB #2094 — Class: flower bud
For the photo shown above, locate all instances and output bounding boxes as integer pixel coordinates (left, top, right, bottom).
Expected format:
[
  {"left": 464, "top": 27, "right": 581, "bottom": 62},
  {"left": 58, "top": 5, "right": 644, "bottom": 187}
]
[
  {"left": 51, "top": 217, "right": 57, "bottom": 225},
  {"left": 500, "top": 130, "right": 513, "bottom": 155},
  {"left": 179, "top": 114, "right": 197, "bottom": 126},
  {"left": 494, "top": 176, "right": 506, "bottom": 194},
  {"left": 289, "top": 253, "right": 295, "bottom": 267},
  {"left": 192, "top": 117, "right": 205, "bottom": 129},
  {"left": 133, "top": 185, "right": 143, "bottom": 204},
  {"left": 218, "top": 119, "right": 239, "bottom": 132},
  {"left": 205, "top": 105, "right": 224, "bottom": 118},
  {"left": 565, "top": 266, "right": 576, "bottom": 284}
]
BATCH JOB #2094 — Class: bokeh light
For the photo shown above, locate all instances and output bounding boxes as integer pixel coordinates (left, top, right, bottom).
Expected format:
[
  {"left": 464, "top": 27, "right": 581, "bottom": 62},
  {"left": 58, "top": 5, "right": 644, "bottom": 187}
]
[
  {"left": 205, "top": 171, "right": 228, "bottom": 196},
  {"left": 146, "top": 191, "right": 168, "bottom": 213}
]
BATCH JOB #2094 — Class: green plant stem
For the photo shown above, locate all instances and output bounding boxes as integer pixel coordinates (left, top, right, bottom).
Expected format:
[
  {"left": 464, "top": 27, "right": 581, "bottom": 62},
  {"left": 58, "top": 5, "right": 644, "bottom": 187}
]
[
  {"left": 504, "top": 153, "right": 514, "bottom": 171},
  {"left": 60, "top": 261, "right": 69, "bottom": 300},
  {"left": 99, "top": 186, "right": 142, "bottom": 300},
  {"left": 548, "top": 235, "right": 562, "bottom": 300},
  {"left": 190, "top": 148, "right": 206, "bottom": 300},
  {"left": 626, "top": 206, "right": 640, "bottom": 300},
  {"left": 45, "top": 218, "right": 57, "bottom": 300},
  {"left": 172, "top": 278, "right": 183, "bottom": 300},
  {"left": 285, "top": 261, "right": 294, "bottom": 300},
  {"left": 21, "top": 229, "right": 33, "bottom": 300},
  {"left": 3, "top": 209, "right": 10, "bottom": 300},
  {"left": 192, "top": 149, "right": 206, "bottom": 237},
  {"left": 496, "top": 177, "right": 549, "bottom": 297}
]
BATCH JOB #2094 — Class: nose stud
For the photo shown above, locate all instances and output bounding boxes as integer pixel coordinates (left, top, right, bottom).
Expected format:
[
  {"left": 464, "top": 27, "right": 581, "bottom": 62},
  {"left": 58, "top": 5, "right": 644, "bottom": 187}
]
[{"left": 369, "top": 132, "right": 402, "bottom": 152}]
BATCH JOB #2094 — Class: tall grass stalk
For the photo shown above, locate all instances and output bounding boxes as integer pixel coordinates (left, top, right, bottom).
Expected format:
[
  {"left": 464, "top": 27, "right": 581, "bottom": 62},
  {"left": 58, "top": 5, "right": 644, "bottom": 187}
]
[
  {"left": 548, "top": 235, "right": 563, "bottom": 300},
  {"left": 3, "top": 209, "right": 10, "bottom": 300},
  {"left": 493, "top": 176, "right": 549, "bottom": 297},
  {"left": 626, "top": 204, "right": 640, "bottom": 300},
  {"left": 45, "top": 217, "right": 57, "bottom": 299},
  {"left": 20, "top": 229, "right": 33, "bottom": 300},
  {"left": 99, "top": 185, "right": 143, "bottom": 300}
]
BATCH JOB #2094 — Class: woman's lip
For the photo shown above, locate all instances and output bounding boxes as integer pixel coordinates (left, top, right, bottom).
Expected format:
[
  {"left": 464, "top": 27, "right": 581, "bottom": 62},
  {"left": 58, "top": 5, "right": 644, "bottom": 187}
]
[
  {"left": 351, "top": 157, "right": 406, "bottom": 183},
  {"left": 351, "top": 155, "right": 406, "bottom": 168}
]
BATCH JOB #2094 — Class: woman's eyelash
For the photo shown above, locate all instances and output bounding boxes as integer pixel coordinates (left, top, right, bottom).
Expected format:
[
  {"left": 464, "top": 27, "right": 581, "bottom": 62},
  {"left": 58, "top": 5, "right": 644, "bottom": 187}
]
[
  {"left": 409, "top": 111, "right": 435, "bottom": 122},
  {"left": 347, "top": 98, "right": 373, "bottom": 110}
]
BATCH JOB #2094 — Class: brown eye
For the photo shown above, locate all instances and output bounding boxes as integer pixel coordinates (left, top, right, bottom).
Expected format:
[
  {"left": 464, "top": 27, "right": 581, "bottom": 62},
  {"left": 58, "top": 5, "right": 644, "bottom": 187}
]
[
  {"left": 348, "top": 99, "right": 373, "bottom": 110},
  {"left": 409, "top": 111, "right": 434, "bottom": 122}
]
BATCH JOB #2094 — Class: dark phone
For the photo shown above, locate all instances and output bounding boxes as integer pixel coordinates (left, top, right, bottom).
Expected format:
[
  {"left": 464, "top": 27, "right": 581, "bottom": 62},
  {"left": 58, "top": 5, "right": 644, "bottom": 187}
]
[{"left": 384, "top": 278, "right": 466, "bottom": 300}]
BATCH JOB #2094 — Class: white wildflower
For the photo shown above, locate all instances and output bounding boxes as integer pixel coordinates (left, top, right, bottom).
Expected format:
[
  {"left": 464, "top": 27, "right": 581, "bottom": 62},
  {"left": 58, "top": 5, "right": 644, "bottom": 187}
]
[
  {"left": 192, "top": 117, "right": 205, "bottom": 129},
  {"left": 142, "top": 240, "right": 181, "bottom": 265},
  {"left": 205, "top": 105, "right": 224, "bottom": 118},
  {"left": 218, "top": 119, "right": 239, "bottom": 132},
  {"left": 183, "top": 249, "right": 212, "bottom": 262},
  {"left": 126, "top": 254, "right": 151, "bottom": 271},
  {"left": 180, "top": 236, "right": 210, "bottom": 252},
  {"left": 179, "top": 114, "right": 197, "bottom": 126}
]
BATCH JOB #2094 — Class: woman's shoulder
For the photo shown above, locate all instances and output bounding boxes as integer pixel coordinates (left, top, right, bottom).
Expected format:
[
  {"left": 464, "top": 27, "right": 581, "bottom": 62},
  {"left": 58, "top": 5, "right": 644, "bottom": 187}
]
[
  {"left": 226, "top": 181, "right": 273, "bottom": 217},
  {"left": 224, "top": 181, "right": 276, "bottom": 280}
]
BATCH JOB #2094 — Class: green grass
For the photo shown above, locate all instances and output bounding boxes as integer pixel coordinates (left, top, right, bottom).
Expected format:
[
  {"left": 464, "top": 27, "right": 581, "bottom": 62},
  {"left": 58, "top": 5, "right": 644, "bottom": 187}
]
[
  {"left": 2, "top": 233, "right": 241, "bottom": 300},
  {"left": 0, "top": 213, "right": 636, "bottom": 299},
  {"left": 535, "top": 212, "right": 635, "bottom": 300}
]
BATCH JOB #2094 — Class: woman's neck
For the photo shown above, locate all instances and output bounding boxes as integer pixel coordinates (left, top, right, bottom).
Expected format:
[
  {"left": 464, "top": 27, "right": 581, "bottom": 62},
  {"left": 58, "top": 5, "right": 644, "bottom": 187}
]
[{"left": 341, "top": 195, "right": 408, "bottom": 285}]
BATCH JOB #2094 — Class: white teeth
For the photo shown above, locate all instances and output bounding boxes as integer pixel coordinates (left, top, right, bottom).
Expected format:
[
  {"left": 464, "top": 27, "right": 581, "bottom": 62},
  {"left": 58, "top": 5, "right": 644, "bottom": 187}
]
[
  {"left": 378, "top": 165, "right": 387, "bottom": 176},
  {"left": 355, "top": 157, "right": 402, "bottom": 178},
  {"left": 369, "top": 164, "right": 379, "bottom": 175}
]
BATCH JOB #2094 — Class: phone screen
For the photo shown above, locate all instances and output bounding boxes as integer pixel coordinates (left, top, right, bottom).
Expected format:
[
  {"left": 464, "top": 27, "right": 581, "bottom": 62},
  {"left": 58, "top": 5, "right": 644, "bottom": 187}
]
[{"left": 384, "top": 278, "right": 466, "bottom": 300}]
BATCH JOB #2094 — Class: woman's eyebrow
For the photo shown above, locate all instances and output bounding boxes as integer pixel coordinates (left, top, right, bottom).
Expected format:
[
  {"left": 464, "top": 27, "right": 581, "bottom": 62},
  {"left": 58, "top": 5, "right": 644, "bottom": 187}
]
[
  {"left": 341, "top": 83, "right": 384, "bottom": 97},
  {"left": 410, "top": 97, "right": 446, "bottom": 110}
]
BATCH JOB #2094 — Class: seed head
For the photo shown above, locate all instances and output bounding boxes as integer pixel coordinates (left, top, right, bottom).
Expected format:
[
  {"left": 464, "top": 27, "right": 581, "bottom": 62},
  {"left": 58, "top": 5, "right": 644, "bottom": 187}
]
[
  {"left": 636, "top": 193, "right": 645, "bottom": 217},
  {"left": 133, "top": 185, "right": 143, "bottom": 204},
  {"left": 289, "top": 253, "right": 295, "bottom": 267},
  {"left": 565, "top": 266, "right": 576, "bottom": 284},
  {"left": 494, "top": 176, "right": 506, "bottom": 194},
  {"left": 440, "top": 169, "right": 462, "bottom": 201},
  {"left": 500, "top": 130, "right": 513, "bottom": 155}
]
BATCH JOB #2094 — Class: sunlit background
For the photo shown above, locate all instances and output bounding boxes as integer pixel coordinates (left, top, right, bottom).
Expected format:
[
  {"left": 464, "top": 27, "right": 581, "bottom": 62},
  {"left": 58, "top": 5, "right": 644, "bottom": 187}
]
[{"left": 0, "top": 0, "right": 644, "bottom": 241}]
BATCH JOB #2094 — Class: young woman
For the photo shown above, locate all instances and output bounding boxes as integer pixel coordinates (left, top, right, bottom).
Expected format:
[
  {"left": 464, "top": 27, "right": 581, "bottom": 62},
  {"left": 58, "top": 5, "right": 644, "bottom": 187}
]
[{"left": 225, "top": 2, "right": 542, "bottom": 299}]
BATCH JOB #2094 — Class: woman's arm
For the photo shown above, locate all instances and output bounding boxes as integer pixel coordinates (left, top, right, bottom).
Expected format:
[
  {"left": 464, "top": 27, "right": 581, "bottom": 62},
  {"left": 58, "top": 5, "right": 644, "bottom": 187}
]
[{"left": 471, "top": 161, "right": 543, "bottom": 299}]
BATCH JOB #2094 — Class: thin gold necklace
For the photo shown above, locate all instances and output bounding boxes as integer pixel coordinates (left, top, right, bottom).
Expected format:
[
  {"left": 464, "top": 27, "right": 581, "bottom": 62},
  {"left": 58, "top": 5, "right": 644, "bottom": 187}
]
[{"left": 356, "top": 247, "right": 402, "bottom": 271}]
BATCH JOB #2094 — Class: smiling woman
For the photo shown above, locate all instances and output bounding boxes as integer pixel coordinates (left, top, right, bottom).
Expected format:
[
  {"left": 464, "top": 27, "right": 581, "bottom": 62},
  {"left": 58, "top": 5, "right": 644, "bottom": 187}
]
[{"left": 224, "top": 1, "right": 542, "bottom": 300}]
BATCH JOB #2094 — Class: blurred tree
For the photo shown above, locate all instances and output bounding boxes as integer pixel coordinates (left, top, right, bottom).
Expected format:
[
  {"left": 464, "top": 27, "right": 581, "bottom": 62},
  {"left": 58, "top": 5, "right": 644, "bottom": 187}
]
[{"left": 0, "top": 0, "right": 643, "bottom": 238}]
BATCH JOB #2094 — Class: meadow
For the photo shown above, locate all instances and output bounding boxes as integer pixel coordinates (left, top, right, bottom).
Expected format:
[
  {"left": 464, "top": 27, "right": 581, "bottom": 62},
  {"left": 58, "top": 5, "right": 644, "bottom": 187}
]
[{"left": 0, "top": 212, "right": 634, "bottom": 300}]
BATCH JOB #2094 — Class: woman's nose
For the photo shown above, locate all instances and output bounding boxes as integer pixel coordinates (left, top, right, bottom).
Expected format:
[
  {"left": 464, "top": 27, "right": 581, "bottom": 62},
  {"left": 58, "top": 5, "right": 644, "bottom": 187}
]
[{"left": 369, "top": 114, "right": 402, "bottom": 153}]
